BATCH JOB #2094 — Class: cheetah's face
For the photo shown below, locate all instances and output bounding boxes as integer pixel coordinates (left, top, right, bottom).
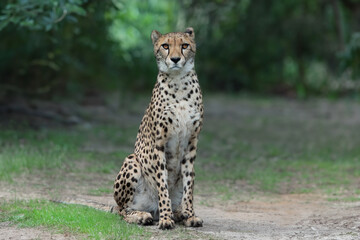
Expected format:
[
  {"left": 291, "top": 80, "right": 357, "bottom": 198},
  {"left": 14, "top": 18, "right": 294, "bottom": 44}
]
[{"left": 151, "top": 27, "right": 196, "bottom": 75}]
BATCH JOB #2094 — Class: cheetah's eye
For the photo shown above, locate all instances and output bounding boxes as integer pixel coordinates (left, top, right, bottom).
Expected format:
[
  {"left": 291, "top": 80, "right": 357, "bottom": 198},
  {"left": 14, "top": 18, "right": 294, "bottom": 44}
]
[
  {"left": 182, "top": 44, "right": 189, "bottom": 49},
  {"left": 162, "top": 44, "right": 169, "bottom": 50}
]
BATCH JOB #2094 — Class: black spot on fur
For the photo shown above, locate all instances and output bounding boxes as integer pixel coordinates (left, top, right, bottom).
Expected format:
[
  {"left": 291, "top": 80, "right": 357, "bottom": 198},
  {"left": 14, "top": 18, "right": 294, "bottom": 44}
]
[{"left": 156, "top": 145, "right": 164, "bottom": 152}]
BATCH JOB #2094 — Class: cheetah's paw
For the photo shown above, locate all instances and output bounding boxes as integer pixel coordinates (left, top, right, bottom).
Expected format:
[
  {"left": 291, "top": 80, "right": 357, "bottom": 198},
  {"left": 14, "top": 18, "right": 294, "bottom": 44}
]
[
  {"left": 183, "top": 216, "right": 203, "bottom": 227},
  {"left": 158, "top": 218, "right": 175, "bottom": 230},
  {"left": 124, "top": 211, "right": 153, "bottom": 225}
]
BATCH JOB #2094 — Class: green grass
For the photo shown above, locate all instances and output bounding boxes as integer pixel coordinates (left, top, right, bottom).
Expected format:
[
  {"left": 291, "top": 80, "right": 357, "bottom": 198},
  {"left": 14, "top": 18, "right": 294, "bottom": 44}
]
[
  {"left": 195, "top": 97, "right": 360, "bottom": 196},
  {"left": 327, "top": 196, "right": 360, "bottom": 202},
  {"left": 325, "top": 188, "right": 360, "bottom": 202},
  {"left": 0, "top": 200, "right": 146, "bottom": 240},
  {"left": 196, "top": 153, "right": 360, "bottom": 194},
  {"left": 0, "top": 129, "right": 82, "bottom": 180},
  {"left": 1, "top": 97, "right": 360, "bottom": 197},
  {"left": 88, "top": 187, "right": 113, "bottom": 196},
  {"left": 0, "top": 125, "right": 135, "bottom": 181}
]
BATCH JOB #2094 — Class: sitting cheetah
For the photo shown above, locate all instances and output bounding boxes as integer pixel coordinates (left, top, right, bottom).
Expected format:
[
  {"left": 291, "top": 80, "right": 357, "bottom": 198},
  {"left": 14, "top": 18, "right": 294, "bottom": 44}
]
[{"left": 113, "top": 27, "right": 203, "bottom": 230}]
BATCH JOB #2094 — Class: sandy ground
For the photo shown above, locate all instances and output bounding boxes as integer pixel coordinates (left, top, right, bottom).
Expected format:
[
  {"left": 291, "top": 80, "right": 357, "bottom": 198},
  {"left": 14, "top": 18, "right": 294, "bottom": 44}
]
[
  {"left": 1, "top": 185, "right": 359, "bottom": 240},
  {"left": 195, "top": 195, "right": 360, "bottom": 240},
  {"left": 0, "top": 222, "right": 78, "bottom": 240}
]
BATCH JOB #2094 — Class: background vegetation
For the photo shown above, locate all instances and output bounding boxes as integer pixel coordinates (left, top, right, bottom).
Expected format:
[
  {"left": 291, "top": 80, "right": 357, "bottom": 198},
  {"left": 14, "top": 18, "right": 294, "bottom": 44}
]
[
  {"left": 1, "top": 1, "right": 360, "bottom": 239},
  {"left": 1, "top": 0, "right": 360, "bottom": 99}
]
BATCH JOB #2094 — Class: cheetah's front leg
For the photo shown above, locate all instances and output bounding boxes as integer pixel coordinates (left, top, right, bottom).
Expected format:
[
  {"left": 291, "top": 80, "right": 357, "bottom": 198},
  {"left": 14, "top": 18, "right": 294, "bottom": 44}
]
[
  {"left": 154, "top": 145, "right": 175, "bottom": 229},
  {"left": 178, "top": 136, "right": 203, "bottom": 227}
]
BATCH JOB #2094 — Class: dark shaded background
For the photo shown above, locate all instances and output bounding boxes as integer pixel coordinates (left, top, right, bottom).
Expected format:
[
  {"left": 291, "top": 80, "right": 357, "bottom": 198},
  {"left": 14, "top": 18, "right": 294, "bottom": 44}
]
[{"left": 1, "top": 0, "right": 360, "bottom": 100}]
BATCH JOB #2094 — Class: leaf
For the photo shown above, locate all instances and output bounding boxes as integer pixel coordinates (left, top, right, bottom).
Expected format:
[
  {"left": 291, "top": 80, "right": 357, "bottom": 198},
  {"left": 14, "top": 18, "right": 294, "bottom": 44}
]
[
  {"left": 66, "top": 4, "right": 86, "bottom": 16},
  {"left": 66, "top": 16, "right": 78, "bottom": 23},
  {"left": 45, "top": 24, "right": 52, "bottom": 31}
]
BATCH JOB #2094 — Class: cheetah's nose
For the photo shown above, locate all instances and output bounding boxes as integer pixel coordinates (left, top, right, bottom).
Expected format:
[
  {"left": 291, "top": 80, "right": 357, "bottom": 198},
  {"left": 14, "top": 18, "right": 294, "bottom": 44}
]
[{"left": 170, "top": 57, "right": 181, "bottom": 64}]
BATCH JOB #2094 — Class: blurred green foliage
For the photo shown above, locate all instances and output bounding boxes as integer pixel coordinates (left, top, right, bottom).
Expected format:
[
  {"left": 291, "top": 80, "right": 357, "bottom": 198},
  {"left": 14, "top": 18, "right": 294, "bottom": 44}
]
[
  {"left": 341, "top": 32, "right": 360, "bottom": 77},
  {"left": 1, "top": 0, "right": 360, "bottom": 98},
  {"left": 0, "top": 0, "right": 86, "bottom": 31}
]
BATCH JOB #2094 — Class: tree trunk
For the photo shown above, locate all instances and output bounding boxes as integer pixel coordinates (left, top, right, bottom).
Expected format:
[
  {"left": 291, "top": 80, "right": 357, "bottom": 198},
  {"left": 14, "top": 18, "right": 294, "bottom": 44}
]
[{"left": 332, "top": 0, "right": 345, "bottom": 50}]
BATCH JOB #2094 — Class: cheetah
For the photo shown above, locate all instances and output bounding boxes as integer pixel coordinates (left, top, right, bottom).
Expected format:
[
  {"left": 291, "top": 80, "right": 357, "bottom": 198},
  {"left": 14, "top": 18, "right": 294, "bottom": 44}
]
[{"left": 113, "top": 27, "right": 204, "bottom": 230}]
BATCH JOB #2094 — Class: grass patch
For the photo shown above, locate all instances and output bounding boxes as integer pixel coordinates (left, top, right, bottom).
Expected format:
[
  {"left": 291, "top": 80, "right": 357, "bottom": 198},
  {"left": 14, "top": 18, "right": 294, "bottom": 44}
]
[
  {"left": 325, "top": 188, "right": 360, "bottom": 202},
  {"left": 195, "top": 97, "right": 360, "bottom": 195},
  {"left": 0, "top": 125, "right": 135, "bottom": 181},
  {"left": 0, "top": 199, "right": 146, "bottom": 240},
  {"left": 1, "top": 97, "right": 360, "bottom": 199},
  {"left": 327, "top": 196, "right": 360, "bottom": 202},
  {"left": 196, "top": 153, "right": 360, "bottom": 195},
  {"left": 88, "top": 187, "right": 113, "bottom": 196},
  {"left": 0, "top": 129, "right": 83, "bottom": 180}
]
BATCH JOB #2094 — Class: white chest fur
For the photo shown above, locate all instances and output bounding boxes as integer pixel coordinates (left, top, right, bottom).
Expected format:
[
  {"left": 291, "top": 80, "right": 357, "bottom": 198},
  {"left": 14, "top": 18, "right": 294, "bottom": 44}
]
[
  {"left": 164, "top": 98, "right": 200, "bottom": 185},
  {"left": 168, "top": 97, "right": 200, "bottom": 144},
  {"left": 155, "top": 72, "right": 202, "bottom": 187}
]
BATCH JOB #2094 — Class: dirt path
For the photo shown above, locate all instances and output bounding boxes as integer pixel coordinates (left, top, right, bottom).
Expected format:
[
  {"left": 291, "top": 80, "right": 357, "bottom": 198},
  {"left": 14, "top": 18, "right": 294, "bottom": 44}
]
[
  {"left": 92, "top": 193, "right": 359, "bottom": 240},
  {"left": 195, "top": 195, "right": 360, "bottom": 239},
  {"left": 0, "top": 222, "right": 78, "bottom": 240},
  {"left": 1, "top": 184, "right": 359, "bottom": 240}
]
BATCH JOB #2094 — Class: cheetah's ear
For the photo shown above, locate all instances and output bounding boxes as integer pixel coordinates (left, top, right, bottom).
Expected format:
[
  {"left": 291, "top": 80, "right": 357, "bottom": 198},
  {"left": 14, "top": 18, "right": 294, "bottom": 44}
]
[
  {"left": 151, "top": 30, "right": 162, "bottom": 45},
  {"left": 185, "top": 27, "right": 195, "bottom": 40}
]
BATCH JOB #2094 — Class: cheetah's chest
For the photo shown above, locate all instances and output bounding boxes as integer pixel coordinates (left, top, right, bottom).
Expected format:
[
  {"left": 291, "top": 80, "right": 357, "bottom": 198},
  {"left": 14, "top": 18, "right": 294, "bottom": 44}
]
[{"left": 164, "top": 100, "right": 200, "bottom": 182}]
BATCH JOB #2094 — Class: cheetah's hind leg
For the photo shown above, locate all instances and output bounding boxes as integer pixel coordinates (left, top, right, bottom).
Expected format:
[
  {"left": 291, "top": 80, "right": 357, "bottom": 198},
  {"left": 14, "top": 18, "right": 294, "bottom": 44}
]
[{"left": 113, "top": 154, "right": 154, "bottom": 225}]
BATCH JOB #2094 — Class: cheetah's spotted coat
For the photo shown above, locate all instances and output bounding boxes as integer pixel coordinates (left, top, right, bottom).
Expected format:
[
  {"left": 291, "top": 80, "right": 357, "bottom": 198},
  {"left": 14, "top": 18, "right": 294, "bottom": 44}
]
[{"left": 114, "top": 27, "right": 203, "bottom": 229}]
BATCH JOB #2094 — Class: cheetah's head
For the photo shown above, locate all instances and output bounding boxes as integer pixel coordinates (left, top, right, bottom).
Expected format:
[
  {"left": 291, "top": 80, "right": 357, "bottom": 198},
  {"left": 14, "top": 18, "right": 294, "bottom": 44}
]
[{"left": 151, "top": 27, "right": 196, "bottom": 75}]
